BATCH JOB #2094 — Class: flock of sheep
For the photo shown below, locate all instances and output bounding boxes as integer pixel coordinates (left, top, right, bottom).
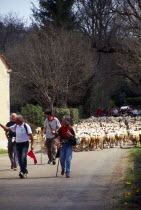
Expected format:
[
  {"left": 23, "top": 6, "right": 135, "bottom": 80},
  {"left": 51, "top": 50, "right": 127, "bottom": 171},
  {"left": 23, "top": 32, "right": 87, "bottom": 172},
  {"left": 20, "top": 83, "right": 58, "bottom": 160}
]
[
  {"left": 73, "top": 116, "right": 141, "bottom": 151},
  {"left": 35, "top": 116, "right": 141, "bottom": 152}
]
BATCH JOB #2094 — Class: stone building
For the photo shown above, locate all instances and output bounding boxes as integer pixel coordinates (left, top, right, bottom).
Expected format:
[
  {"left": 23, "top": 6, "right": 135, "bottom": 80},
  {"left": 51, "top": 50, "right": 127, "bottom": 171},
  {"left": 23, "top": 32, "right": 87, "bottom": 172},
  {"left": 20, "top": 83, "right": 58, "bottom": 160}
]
[{"left": 0, "top": 53, "right": 11, "bottom": 149}]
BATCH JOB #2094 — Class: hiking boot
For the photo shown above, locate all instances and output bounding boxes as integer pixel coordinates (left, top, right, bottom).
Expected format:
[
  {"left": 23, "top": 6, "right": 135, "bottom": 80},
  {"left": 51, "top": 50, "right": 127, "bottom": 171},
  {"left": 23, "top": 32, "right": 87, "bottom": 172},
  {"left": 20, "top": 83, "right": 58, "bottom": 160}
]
[
  {"left": 19, "top": 172, "right": 24, "bottom": 179},
  {"left": 23, "top": 173, "right": 28, "bottom": 178},
  {"left": 66, "top": 174, "right": 70, "bottom": 178},
  {"left": 53, "top": 160, "right": 56, "bottom": 165},
  {"left": 48, "top": 160, "right": 52, "bottom": 164},
  {"left": 11, "top": 164, "right": 14, "bottom": 169},
  {"left": 61, "top": 169, "right": 65, "bottom": 176}
]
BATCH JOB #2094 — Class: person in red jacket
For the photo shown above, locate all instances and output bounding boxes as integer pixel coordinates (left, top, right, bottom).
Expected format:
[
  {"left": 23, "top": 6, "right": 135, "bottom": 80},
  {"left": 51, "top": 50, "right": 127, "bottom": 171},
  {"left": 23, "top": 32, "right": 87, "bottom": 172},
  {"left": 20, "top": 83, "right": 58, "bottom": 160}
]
[
  {"left": 58, "top": 116, "right": 75, "bottom": 178},
  {"left": 96, "top": 107, "right": 103, "bottom": 117}
]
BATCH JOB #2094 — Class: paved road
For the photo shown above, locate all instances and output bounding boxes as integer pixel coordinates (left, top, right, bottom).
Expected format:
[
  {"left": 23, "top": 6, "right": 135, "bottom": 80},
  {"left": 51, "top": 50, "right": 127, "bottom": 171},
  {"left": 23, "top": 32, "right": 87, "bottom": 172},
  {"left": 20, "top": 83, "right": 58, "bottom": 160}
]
[{"left": 0, "top": 147, "right": 129, "bottom": 210}]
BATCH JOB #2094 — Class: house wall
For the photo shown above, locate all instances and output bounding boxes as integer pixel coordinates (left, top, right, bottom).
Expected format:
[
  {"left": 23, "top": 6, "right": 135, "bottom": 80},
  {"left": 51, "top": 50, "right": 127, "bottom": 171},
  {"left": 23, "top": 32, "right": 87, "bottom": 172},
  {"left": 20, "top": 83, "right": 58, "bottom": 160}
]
[{"left": 0, "top": 58, "right": 10, "bottom": 148}]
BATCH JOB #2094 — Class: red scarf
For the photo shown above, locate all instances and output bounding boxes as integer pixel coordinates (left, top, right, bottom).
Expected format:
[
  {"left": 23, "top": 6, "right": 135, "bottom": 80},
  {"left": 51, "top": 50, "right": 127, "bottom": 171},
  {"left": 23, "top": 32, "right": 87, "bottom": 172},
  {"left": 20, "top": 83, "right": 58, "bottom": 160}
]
[
  {"left": 48, "top": 116, "right": 55, "bottom": 122},
  {"left": 61, "top": 125, "right": 71, "bottom": 139}
]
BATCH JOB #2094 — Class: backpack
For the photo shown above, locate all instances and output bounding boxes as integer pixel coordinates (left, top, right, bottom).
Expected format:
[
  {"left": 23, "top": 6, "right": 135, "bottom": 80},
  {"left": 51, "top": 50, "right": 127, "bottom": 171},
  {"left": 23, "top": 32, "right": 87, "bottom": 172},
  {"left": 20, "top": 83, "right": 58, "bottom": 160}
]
[
  {"left": 15, "top": 123, "right": 29, "bottom": 135},
  {"left": 68, "top": 136, "right": 81, "bottom": 146}
]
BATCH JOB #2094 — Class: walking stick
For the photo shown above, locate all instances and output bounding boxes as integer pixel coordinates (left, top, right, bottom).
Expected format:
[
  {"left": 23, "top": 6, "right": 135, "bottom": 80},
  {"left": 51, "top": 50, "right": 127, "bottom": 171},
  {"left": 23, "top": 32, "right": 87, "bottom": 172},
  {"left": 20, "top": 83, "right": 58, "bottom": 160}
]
[
  {"left": 56, "top": 158, "right": 60, "bottom": 177},
  {"left": 40, "top": 135, "right": 43, "bottom": 165}
]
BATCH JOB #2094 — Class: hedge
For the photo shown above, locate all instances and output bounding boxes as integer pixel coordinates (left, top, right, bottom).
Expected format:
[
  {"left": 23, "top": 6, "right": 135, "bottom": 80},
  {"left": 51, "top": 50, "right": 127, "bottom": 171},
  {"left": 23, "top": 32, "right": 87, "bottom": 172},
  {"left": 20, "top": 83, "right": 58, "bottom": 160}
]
[
  {"left": 53, "top": 107, "right": 70, "bottom": 122},
  {"left": 70, "top": 108, "right": 79, "bottom": 125},
  {"left": 21, "top": 104, "right": 45, "bottom": 127},
  {"left": 20, "top": 105, "right": 79, "bottom": 130},
  {"left": 53, "top": 107, "right": 79, "bottom": 125}
]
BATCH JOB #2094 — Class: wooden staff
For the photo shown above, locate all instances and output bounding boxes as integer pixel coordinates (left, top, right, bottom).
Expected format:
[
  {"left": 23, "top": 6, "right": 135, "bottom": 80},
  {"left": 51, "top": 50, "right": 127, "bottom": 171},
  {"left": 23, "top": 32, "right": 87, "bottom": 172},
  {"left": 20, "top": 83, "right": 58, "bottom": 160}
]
[
  {"left": 56, "top": 158, "right": 60, "bottom": 177},
  {"left": 40, "top": 134, "right": 43, "bottom": 165}
]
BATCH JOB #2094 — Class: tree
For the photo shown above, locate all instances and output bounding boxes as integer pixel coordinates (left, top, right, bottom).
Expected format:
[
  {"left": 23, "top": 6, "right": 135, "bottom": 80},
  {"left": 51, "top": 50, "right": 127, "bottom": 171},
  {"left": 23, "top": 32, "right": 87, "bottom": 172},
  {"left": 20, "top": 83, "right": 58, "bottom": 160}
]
[
  {"left": 115, "top": 0, "right": 141, "bottom": 38},
  {"left": 32, "top": 0, "right": 76, "bottom": 29},
  {"left": 76, "top": 0, "right": 119, "bottom": 47},
  {"left": 7, "top": 27, "right": 95, "bottom": 110},
  {"left": 111, "top": 39, "right": 141, "bottom": 86},
  {"left": 0, "top": 13, "right": 26, "bottom": 53},
  {"left": 108, "top": 0, "right": 141, "bottom": 86}
]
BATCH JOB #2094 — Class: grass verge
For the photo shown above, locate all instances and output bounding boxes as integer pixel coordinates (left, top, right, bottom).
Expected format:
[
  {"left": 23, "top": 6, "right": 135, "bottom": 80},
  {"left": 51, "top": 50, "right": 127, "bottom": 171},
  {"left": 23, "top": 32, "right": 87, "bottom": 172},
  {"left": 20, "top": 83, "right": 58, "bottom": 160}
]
[
  {"left": 116, "top": 146, "right": 141, "bottom": 209},
  {"left": 0, "top": 149, "right": 8, "bottom": 154}
]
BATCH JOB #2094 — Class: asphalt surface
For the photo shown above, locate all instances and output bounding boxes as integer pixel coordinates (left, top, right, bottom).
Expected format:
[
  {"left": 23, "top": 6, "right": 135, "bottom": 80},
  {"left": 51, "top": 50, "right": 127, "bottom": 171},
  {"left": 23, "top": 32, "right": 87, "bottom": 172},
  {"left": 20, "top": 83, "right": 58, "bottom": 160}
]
[{"left": 0, "top": 147, "right": 129, "bottom": 210}]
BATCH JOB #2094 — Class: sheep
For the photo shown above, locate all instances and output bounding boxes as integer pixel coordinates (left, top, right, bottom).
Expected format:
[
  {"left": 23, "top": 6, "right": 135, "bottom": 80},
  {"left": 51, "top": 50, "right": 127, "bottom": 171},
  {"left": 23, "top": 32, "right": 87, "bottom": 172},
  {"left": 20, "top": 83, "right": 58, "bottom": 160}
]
[
  {"left": 73, "top": 116, "right": 141, "bottom": 151},
  {"left": 128, "top": 130, "right": 140, "bottom": 146}
]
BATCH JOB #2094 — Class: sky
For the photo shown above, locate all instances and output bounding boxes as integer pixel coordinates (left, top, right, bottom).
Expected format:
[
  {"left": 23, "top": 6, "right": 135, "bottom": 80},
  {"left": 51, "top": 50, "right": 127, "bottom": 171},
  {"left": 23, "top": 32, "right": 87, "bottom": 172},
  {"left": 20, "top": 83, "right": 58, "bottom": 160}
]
[{"left": 0, "top": 0, "right": 39, "bottom": 26}]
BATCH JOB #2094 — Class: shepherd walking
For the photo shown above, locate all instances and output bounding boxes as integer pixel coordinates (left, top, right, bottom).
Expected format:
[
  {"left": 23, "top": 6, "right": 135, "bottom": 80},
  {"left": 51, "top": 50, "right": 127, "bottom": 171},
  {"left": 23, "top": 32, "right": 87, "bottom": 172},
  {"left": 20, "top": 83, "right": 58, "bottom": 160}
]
[{"left": 43, "top": 111, "right": 61, "bottom": 165}]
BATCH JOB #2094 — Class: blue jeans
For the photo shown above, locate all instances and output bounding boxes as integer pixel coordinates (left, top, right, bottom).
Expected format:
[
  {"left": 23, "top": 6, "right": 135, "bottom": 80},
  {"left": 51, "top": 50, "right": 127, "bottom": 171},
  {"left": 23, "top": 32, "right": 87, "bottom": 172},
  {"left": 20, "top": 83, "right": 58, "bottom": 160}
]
[
  {"left": 16, "top": 141, "right": 29, "bottom": 174},
  {"left": 60, "top": 144, "right": 72, "bottom": 175}
]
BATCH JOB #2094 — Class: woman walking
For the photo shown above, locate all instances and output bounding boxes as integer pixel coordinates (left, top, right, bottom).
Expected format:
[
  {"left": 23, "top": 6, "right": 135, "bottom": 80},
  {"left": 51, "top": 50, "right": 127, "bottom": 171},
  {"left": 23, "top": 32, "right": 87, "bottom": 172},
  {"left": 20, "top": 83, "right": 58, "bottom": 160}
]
[{"left": 58, "top": 116, "right": 75, "bottom": 178}]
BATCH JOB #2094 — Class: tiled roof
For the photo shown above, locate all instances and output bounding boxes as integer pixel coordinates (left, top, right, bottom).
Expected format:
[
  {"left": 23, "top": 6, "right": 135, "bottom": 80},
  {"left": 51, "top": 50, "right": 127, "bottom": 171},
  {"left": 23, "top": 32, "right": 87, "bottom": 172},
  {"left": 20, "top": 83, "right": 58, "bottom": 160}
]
[{"left": 0, "top": 53, "right": 11, "bottom": 69}]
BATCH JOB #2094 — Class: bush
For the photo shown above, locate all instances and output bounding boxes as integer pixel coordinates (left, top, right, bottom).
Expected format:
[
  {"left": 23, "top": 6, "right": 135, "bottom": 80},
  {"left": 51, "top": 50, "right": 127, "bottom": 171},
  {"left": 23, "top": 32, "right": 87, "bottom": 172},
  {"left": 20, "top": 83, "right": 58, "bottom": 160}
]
[
  {"left": 53, "top": 107, "right": 70, "bottom": 122},
  {"left": 53, "top": 107, "right": 79, "bottom": 125},
  {"left": 70, "top": 108, "right": 79, "bottom": 125},
  {"left": 21, "top": 104, "right": 44, "bottom": 127},
  {"left": 0, "top": 149, "right": 8, "bottom": 154}
]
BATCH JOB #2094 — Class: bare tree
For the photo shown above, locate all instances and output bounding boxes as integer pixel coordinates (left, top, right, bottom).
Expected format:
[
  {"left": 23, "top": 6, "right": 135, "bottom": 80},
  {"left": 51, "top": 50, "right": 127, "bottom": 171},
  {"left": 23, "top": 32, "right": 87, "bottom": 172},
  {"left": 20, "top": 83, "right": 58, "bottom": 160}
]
[
  {"left": 75, "top": 1, "right": 141, "bottom": 91},
  {"left": 76, "top": 0, "right": 119, "bottom": 47},
  {"left": 8, "top": 27, "right": 95, "bottom": 110},
  {"left": 115, "top": 0, "right": 141, "bottom": 38},
  {"left": 0, "top": 13, "right": 26, "bottom": 53},
  {"left": 111, "top": 39, "right": 141, "bottom": 86},
  {"left": 108, "top": 0, "right": 141, "bottom": 85}
]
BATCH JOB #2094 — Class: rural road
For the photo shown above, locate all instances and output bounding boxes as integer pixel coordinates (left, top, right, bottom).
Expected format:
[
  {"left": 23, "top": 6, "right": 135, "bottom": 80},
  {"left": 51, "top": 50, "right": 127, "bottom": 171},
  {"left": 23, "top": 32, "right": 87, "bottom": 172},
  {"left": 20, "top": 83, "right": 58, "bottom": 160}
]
[{"left": 0, "top": 146, "right": 129, "bottom": 210}]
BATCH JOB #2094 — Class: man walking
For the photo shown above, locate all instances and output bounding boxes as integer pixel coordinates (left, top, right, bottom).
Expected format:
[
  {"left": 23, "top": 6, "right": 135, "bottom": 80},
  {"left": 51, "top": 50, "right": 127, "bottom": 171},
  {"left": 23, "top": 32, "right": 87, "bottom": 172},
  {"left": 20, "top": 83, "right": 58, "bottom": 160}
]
[
  {"left": 0, "top": 115, "right": 34, "bottom": 178},
  {"left": 43, "top": 111, "right": 61, "bottom": 165},
  {"left": 5, "top": 113, "right": 18, "bottom": 171}
]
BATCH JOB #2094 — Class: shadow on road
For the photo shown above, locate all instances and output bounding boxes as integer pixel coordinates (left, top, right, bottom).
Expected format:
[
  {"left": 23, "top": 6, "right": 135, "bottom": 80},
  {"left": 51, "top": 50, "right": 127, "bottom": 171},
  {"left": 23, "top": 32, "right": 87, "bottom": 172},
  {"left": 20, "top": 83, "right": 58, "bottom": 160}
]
[
  {"left": 0, "top": 169, "right": 11, "bottom": 172},
  {"left": 0, "top": 176, "right": 57, "bottom": 180},
  {"left": 121, "top": 147, "right": 133, "bottom": 149},
  {"left": 27, "top": 163, "right": 47, "bottom": 165}
]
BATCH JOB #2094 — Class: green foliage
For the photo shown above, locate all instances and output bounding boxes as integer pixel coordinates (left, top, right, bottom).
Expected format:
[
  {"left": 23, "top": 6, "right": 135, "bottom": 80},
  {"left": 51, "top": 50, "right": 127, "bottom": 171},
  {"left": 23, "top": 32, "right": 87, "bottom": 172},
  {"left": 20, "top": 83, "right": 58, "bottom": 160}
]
[
  {"left": 53, "top": 107, "right": 79, "bottom": 125},
  {"left": 0, "top": 149, "right": 8, "bottom": 154},
  {"left": 84, "top": 81, "right": 111, "bottom": 116},
  {"left": 70, "top": 108, "right": 79, "bottom": 125},
  {"left": 32, "top": 0, "right": 76, "bottom": 29},
  {"left": 53, "top": 107, "right": 70, "bottom": 122},
  {"left": 129, "top": 147, "right": 141, "bottom": 163},
  {"left": 21, "top": 104, "right": 44, "bottom": 127},
  {"left": 127, "top": 97, "right": 141, "bottom": 106}
]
